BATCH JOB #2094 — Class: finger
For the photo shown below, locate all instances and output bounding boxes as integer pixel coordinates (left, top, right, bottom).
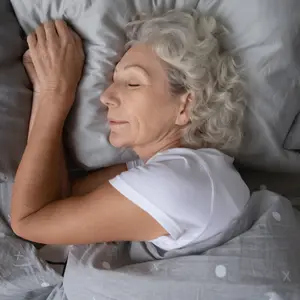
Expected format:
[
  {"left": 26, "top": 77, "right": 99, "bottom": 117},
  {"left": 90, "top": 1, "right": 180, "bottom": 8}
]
[
  {"left": 54, "top": 20, "right": 70, "bottom": 42},
  {"left": 22, "top": 49, "right": 32, "bottom": 63},
  {"left": 43, "top": 20, "right": 58, "bottom": 42},
  {"left": 25, "top": 35, "right": 44, "bottom": 79},
  {"left": 27, "top": 32, "right": 37, "bottom": 48},
  {"left": 35, "top": 24, "right": 47, "bottom": 43},
  {"left": 23, "top": 51, "right": 38, "bottom": 84},
  {"left": 72, "top": 30, "right": 84, "bottom": 51},
  {"left": 70, "top": 29, "right": 85, "bottom": 56},
  {"left": 24, "top": 61, "right": 37, "bottom": 84}
]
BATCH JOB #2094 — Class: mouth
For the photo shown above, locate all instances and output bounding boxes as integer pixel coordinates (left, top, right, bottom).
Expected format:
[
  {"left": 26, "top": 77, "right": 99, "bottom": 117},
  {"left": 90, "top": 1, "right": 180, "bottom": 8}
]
[{"left": 108, "top": 119, "right": 128, "bottom": 127}]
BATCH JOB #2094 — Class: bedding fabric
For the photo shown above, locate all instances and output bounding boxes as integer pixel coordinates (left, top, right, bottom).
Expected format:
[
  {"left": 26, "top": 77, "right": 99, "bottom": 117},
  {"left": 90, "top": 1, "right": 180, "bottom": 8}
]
[
  {"left": 9, "top": 0, "right": 300, "bottom": 172},
  {"left": 284, "top": 113, "right": 300, "bottom": 151},
  {"left": 0, "top": 182, "right": 63, "bottom": 299},
  {"left": 1, "top": 189, "right": 300, "bottom": 299},
  {"left": 0, "top": 0, "right": 32, "bottom": 181}
]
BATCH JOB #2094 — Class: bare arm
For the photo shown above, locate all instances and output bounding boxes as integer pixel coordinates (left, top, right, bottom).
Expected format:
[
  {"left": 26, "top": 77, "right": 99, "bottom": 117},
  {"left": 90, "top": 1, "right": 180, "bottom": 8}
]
[
  {"left": 11, "top": 20, "right": 167, "bottom": 244},
  {"left": 11, "top": 92, "right": 70, "bottom": 222},
  {"left": 11, "top": 19, "right": 84, "bottom": 226},
  {"left": 27, "top": 92, "right": 125, "bottom": 199},
  {"left": 24, "top": 31, "right": 126, "bottom": 199},
  {"left": 11, "top": 96, "right": 166, "bottom": 244},
  {"left": 27, "top": 92, "right": 71, "bottom": 199},
  {"left": 71, "top": 164, "right": 127, "bottom": 197}
]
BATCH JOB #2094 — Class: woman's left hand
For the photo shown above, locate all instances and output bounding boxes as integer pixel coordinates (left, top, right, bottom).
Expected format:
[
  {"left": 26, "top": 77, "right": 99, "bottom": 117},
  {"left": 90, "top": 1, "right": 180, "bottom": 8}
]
[{"left": 26, "top": 20, "right": 85, "bottom": 119}]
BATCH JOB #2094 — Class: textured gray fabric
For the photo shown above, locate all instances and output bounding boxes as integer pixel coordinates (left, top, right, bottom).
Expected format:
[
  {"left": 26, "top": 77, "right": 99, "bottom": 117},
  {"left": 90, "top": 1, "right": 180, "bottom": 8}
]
[
  {"left": 12, "top": 192, "right": 300, "bottom": 297},
  {"left": 0, "top": 227, "right": 62, "bottom": 298},
  {"left": 0, "top": 182, "right": 12, "bottom": 230},
  {"left": 63, "top": 192, "right": 300, "bottom": 300},
  {"left": 9, "top": 0, "right": 300, "bottom": 172},
  {"left": 238, "top": 168, "right": 300, "bottom": 207},
  {"left": 284, "top": 113, "right": 300, "bottom": 150},
  {"left": 0, "top": 0, "right": 32, "bottom": 180},
  {"left": 2, "top": 284, "right": 66, "bottom": 300},
  {"left": 0, "top": 182, "right": 63, "bottom": 299},
  {"left": 1, "top": 188, "right": 300, "bottom": 299}
]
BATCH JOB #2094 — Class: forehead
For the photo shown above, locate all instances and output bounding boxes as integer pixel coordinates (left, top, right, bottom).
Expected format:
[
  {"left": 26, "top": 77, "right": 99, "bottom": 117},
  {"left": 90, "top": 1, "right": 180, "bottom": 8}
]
[{"left": 116, "top": 43, "right": 167, "bottom": 78}]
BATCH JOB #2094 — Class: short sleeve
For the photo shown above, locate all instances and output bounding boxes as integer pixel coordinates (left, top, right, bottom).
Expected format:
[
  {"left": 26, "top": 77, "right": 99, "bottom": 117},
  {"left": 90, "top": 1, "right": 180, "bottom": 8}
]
[
  {"left": 109, "top": 154, "right": 212, "bottom": 242},
  {"left": 110, "top": 148, "right": 249, "bottom": 251}
]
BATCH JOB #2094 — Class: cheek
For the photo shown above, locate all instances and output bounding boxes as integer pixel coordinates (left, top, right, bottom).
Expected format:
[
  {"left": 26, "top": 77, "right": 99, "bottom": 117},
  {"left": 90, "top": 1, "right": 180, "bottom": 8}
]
[
  {"left": 107, "top": 95, "right": 142, "bottom": 147},
  {"left": 118, "top": 91, "right": 154, "bottom": 142},
  {"left": 110, "top": 88, "right": 176, "bottom": 147},
  {"left": 126, "top": 104, "right": 146, "bottom": 138},
  {"left": 130, "top": 95, "right": 173, "bottom": 139}
]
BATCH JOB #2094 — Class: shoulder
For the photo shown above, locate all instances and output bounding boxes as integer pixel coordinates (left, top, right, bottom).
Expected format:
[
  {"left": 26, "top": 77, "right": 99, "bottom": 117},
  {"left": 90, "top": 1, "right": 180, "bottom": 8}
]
[
  {"left": 113, "top": 147, "right": 249, "bottom": 195},
  {"left": 125, "top": 147, "right": 234, "bottom": 178},
  {"left": 108, "top": 148, "right": 249, "bottom": 248},
  {"left": 124, "top": 148, "right": 218, "bottom": 182},
  {"left": 144, "top": 147, "right": 250, "bottom": 211},
  {"left": 113, "top": 148, "right": 230, "bottom": 200},
  {"left": 109, "top": 149, "right": 219, "bottom": 242},
  {"left": 146, "top": 147, "right": 234, "bottom": 179}
]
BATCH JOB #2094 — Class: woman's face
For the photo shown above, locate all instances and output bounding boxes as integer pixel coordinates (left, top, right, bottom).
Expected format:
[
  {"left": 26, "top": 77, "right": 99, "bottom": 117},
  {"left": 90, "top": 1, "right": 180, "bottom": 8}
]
[{"left": 100, "top": 43, "right": 189, "bottom": 153}]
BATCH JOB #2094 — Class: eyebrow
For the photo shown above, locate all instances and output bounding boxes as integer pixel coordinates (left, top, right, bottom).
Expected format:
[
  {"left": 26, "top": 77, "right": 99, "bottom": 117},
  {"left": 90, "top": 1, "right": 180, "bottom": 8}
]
[{"left": 115, "top": 64, "right": 150, "bottom": 77}]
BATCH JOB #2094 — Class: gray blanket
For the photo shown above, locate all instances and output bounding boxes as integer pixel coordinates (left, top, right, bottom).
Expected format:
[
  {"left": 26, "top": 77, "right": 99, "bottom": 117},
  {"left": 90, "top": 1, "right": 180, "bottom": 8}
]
[{"left": 1, "top": 182, "right": 300, "bottom": 300}]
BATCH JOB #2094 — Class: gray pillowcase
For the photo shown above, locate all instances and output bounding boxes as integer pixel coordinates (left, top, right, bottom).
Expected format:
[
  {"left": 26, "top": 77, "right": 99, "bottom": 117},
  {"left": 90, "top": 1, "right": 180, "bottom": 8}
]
[
  {"left": 205, "top": 0, "right": 300, "bottom": 172},
  {"left": 9, "top": 0, "right": 300, "bottom": 172},
  {"left": 0, "top": 0, "right": 32, "bottom": 181}
]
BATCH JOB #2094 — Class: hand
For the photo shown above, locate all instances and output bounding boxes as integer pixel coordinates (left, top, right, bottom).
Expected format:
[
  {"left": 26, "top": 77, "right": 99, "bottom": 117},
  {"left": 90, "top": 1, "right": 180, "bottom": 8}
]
[
  {"left": 23, "top": 49, "right": 39, "bottom": 92},
  {"left": 23, "top": 50, "right": 38, "bottom": 138},
  {"left": 26, "top": 20, "right": 85, "bottom": 116}
]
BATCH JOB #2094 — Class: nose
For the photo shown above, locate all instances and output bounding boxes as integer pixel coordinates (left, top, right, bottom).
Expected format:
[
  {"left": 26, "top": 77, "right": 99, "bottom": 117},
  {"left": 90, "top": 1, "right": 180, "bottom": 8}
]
[{"left": 100, "top": 83, "right": 119, "bottom": 108}]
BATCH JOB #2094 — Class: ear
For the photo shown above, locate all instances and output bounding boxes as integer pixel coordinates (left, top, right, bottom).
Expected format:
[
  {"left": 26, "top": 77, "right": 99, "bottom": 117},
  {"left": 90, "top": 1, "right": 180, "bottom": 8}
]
[{"left": 175, "top": 92, "right": 194, "bottom": 126}]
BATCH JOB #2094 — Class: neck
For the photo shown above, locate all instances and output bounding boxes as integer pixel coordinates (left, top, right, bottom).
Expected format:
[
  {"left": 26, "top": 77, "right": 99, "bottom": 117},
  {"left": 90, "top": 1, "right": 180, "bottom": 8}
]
[{"left": 134, "top": 138, "right": 181, "bottom": 162}]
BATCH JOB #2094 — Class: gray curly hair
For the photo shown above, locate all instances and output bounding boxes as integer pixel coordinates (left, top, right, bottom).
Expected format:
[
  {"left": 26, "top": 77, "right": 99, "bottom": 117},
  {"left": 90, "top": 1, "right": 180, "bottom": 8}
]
[{"left": 125, "top": 10, "right": 244, "bottom": 154}]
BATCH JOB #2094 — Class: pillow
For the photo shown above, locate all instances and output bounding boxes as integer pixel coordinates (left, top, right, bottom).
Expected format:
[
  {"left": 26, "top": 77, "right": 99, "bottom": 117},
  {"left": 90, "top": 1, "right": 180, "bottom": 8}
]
[
  {"left": 198, "top": 0, "right": 300, "bottom": 172},
  {"left": 0, "top": 0, "right": 32, "bottom": 181},
  {"left": 9, "top": 0, "right": 140, "bottom": 170},
  {"left": 10, "top": 0, "right": 300, "bottom": 172}
]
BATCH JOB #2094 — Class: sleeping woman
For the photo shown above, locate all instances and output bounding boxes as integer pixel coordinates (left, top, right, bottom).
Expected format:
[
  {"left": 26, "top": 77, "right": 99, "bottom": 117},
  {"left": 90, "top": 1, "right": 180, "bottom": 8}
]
[{"left": 11, "top": 10, "right": 249, "bottom": 251}]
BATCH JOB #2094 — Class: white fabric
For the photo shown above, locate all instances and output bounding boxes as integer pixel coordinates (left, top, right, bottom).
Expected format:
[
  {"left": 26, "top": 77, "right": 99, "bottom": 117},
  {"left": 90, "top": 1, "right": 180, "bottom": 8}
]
[{"left": 110, "top": 148, "right": 250, "bottom": 250}]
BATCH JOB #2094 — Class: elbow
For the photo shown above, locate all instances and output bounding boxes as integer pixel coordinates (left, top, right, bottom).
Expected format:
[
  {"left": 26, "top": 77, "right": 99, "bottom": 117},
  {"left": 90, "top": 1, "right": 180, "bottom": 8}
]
[
  {"left": 11, "top": 220, "right": 23, "bottom": 238},
  {"left": 11, "top": 219, "right": 29, "bottom": 240},
  {"left": 11, "top": 218, "right": 44, "bottom": 244}
]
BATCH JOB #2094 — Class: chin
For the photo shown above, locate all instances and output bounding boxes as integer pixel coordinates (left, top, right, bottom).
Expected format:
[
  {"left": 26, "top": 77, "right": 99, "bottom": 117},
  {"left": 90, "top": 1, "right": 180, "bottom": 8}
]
[{"left": 109, "top": 132, "right": 129, "bottom": 149}]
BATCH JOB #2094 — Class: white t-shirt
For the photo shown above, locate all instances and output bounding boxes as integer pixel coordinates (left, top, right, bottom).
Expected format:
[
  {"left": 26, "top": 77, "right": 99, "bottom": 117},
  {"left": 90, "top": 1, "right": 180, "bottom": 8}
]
[{"left": 109, "top": 148, "right": 250, "bottom": 251}]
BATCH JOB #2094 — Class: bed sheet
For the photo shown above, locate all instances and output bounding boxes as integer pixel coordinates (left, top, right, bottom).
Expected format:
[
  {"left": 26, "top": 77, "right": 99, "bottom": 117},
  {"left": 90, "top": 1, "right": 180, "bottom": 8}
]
[{"left": 1, "top": 184, "right": 300, "bottom": 300}]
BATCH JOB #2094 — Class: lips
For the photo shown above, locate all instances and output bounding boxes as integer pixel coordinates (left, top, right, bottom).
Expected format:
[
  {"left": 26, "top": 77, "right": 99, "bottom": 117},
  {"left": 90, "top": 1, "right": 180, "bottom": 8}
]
[{"left": 108, "top": 119, "right": 128, "bottom": 126}]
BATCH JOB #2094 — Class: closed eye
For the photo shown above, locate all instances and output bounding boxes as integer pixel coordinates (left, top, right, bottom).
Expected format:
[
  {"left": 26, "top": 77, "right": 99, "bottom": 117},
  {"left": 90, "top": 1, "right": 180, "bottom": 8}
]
[{"left": 127, "top": 83, "right": 140, "bottom": 87}]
